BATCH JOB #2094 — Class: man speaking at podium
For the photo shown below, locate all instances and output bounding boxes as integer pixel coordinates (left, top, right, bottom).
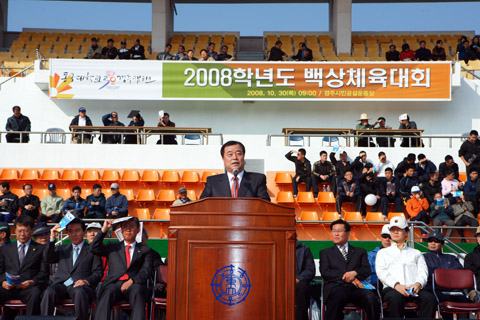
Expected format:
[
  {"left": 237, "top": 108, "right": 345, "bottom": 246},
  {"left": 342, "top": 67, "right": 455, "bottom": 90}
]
[{"left": 200, "top": 140, "right": 270, "bottom": 201}]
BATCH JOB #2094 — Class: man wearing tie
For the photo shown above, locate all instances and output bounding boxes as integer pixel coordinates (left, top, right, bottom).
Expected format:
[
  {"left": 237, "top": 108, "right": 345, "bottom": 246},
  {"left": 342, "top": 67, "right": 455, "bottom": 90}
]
[
  {"left": 0, "top": 215, "right": 47, "bottom": 318},
  {"left": 90, "top": 217, "right": 153, "bottom": 320},
  {"left": 40, "top": 218, "right": 103, "bottom": 320},
  {"left": 200, "top": 140, "right": 270, "bottom": 201},
  {"left": 320, "top": 219, "right": 380, "bottom": 320}
]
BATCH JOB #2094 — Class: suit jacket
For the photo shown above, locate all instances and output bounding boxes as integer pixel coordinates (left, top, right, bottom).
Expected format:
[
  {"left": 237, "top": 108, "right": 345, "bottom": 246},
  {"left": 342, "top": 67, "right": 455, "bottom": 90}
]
[
  {"left": 200, "top": 171, "right": 270, "bottom": 201},
  {"left": 319, "top": 244, "right": 371, "bottom": 299},
  {"left": 0, "top": 240, "right": 48, "bottom": 286},
  {"left": 44, "top": 241, "right": 103, "bottom": 288},
  {"left": 90, "top": 231, "right": 152, "bottom": 286}
]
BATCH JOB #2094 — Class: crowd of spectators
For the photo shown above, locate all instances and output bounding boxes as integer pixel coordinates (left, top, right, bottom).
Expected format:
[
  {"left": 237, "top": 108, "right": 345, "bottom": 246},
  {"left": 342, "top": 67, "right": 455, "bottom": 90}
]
[
  {"left": 86, "top": 37, "right": 145, "bottom": 60},
  {"left": 156, "top": 42, "right": 233, "bottom": 61}
]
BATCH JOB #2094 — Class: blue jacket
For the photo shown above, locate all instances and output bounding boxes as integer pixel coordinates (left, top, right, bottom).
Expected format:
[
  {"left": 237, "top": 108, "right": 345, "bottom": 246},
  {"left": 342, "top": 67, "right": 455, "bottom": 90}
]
[
  {"left": 399, "top": 175, "right": 419, "bottom": 197},
  {"left": 415, "top": 161, "right": 437, "bottom": 181},
  {"left": 423, "top": 250, "right": 463, "bottom": 290},
  {"left": 296, "top": 241, "right": 315, "bottom": 283},
  {"left": 429, "top": 202, "right": 454, "bottom": 221},
  {"left": 105, "top": 193, "right": 128, "bottom": 217},
  {"left": 367, "top": 247, "right": 380, "bottom": 285},
  {"left": 464, "top": 179, "right": 478, "bottom": 197},
  {"left": 338, "top": 178, "right": 360, "bottom": 196},
  {"left": 61, "top": 196, "right": 86, "bottom": 217},
  {"left": 86, "top": 193, "right": 106, "bottom": 217}
]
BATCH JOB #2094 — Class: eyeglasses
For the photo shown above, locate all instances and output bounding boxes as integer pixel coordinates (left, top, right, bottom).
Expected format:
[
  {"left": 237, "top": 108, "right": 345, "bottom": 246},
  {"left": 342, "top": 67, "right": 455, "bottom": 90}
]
[
  {"left": 332, "top": 229, "right": 346, "bottom": 234},
  {"left": 428, "top": 239, "right": 442, "bottom": 243},
  {"left": 381, "top": 235, "right": 391, "bottom": 239}
]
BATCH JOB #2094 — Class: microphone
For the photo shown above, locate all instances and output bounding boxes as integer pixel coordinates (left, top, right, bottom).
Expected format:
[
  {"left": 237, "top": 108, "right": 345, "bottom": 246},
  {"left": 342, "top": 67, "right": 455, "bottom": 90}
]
[{"left": 233, "top": 169, "right": 239, "bottom": 198}]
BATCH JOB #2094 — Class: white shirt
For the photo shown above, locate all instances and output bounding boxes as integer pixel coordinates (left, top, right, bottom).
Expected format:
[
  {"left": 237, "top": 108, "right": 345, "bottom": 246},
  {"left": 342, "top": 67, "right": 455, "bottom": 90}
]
[
  {"left": 72, "top": 241, "right": 84, "bottom": 256},
  {"left": 226, "top": 170, "right": 245, "bottom": 193},
  {"left": 123, "top": 241, "right": 136, "bottom": 264},
  {"left": 376, "top": 160, "right": 395, "bottom": 177},
  {"left": 17, "top": 239, "right": 31, "bottom": 256},
  {"left": 78, "top": 116, "right": 87, "bottom": 127},
  {"left": 375, "top": 242, "right": 428, "bottom": 288}
]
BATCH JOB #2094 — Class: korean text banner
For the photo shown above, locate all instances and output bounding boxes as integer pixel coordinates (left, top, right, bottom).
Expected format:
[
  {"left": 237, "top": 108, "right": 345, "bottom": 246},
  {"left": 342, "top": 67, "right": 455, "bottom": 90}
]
[
  {"left": 49, "top": 59, "right": 163, "bottom": 100},
  {"left": 162, "top": 61, "right": 451, "bottom": 101}
]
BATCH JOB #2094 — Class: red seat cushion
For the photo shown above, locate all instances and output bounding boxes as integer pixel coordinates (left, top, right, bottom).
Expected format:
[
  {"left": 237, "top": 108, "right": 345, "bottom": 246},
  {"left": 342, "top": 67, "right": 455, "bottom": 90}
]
[
  {"left": 440, "top": 301, "right": 480, "bottom": 313},
  {"left": 112, "top": 300, "right": 131, "bottom": 309},
  {"left": 344, "top": 303, "right": 363, "bottom": 311},
  {"left": 3, "top": 300, "right": 27, "bottom": 308}
]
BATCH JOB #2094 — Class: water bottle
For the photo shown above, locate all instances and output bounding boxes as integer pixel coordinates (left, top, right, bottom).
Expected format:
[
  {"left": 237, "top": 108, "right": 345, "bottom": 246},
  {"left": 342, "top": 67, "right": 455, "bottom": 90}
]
[
  {"left": 323, "top": 185, "right": 326, "bottom": 192},
  {"left": 327, "top": 185, "right": 331, "bottom": 192}
]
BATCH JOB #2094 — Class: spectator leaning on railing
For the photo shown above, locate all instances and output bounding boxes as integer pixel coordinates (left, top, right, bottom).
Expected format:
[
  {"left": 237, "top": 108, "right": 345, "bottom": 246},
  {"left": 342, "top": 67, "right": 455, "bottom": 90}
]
[{"left": 6, "top": 105, "right": 31, "bottom": 143}]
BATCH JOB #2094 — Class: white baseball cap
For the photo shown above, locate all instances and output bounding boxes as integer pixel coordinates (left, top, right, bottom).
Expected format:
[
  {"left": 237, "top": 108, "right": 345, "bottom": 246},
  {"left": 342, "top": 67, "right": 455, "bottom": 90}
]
[
  {"left": 381, "top": 224, "right": 391, "bottom": 236},
  {"left": 411, "top": 186, "right": 421, "bottom": 193},
  {"left": 399, "top": 113, "right": 409, "bottom": 121},
  {"left": 86, "top": 222, "right": 102, "bottom": 230},
  {"left": 389, "top": 216, "right": 408, "bottom": 229}
]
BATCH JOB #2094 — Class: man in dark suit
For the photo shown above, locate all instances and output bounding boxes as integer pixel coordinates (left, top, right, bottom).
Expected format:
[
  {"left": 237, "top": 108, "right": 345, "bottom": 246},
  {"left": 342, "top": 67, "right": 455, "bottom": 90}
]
[
  {"left": 320, "top": 219, "right": 379, "bottom": 320},
  {"left": 41, "top": 218, "right": 103, "bottom": 320},
  {"left": 292, "top": 42, "right": 313, "bottom": 61},
  {"left": 296, "top": 240, "right": 315, "bottom": 320},
  {"left": 91, "top": 217, "right": 153, "bottom": 320},
  {"left": 0, "top": 215, "right": 47, "bottom": 318},
  {"left": 200, "top": 140, "right": 270, "bottom": 201}
]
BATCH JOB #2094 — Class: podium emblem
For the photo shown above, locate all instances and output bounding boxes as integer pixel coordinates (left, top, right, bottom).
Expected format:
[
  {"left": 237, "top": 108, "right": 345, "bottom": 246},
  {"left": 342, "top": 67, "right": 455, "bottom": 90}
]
[{"left": 211, "top": 264, "right": 251, "bottom": 306}]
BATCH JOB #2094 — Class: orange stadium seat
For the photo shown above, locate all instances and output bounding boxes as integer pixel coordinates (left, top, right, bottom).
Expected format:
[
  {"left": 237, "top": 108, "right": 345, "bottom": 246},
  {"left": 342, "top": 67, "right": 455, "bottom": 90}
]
[
  {"left": 459, "top": 172, "right": 467, "bottom": 183},
  {"left": 20, "top": 169, "right": 40, "bottom": 180},
  {"left": 11, "top": 189, "right": 25, "bottom": 198},
  {"left": 157, "top": 189, "right": 176, "bottom": 203},
  {"left": 274, "top": 172, "right": 292, "bottom": 184},
  {"left": 162, "top": 170, "right": 179, "bottom": 183},
  {"left": 201, "top": 171, "right": 217, "bottom": 183},
  {"left": 296, "top": 192, "right": 316, "bottom": 204},
  {"left": 276, "top": 191, "right": 294, "bottom": 204},
  {"left": 102, "top": 170, "right": 121, "bottom": 181},
  {"left": 387, "top": 212, "right": 406, "bottom": 221},
  {"left": 40, "top": 169, "right": 61, "bottom": 181},
  {"left": 56, "top": 188, "right": 71, "bottom": 199},
  {"left": 317, "top": 192, "right": 336, "bottom": 211},
  {"left": 103, "top": 189, "right": 113, "bottom": 199},
  {"left": 153, "top": 208, "right": 170, "bottom": 220},
  {"left": 322, "top": 211, "right": 340, "bottom": 222},
  {"left": 121, "top": 170, "right": 140, "bottom": 182},
  {"left": 136, "top": 190, "right": 155, "bottom": 202},
  {"left": 82, "top": 188, "right": 92, "bottom": 198},
  {"left": 81, "top": 170, "right": 100, "bottom": 181},
  {"left": 181, "top": 171, "right": 199, "bottom": 183},
  {"left": 134, "top": 208, "right": 150, "bottom": 220},
  {"left": 33, "top": 189, "right": 49, "bottom": 199},
  {"left": 124, "top": 189, "right": 135, "bottom": 201},
  {"left": 60, "top": 170, "right": 79, "bottom": 181},
  {"left": 344, "top": 212, "right": 364, "bottom": 225},
  {"left": 300, "top": 211, "right": 319, "bottom": 221},
  {"left": 141, "top": 170, "right": 160, "bottom": 182},
  {"left": 366, "top": 212, "right": 385, "bottom": 225},
  {"left": 187, "top": 190, "right": 197, "bottom": 201},
  {"left": 0, "top": 169, "right": 19, "bottom": 181}
]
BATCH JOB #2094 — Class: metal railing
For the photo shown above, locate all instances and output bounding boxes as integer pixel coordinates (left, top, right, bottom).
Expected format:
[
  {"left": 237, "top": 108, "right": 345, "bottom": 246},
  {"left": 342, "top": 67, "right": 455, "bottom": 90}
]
[
  {"left": 267, "top": 133, "right": 466, "bottom": 149},
  {"left": 0, "top": 64, "right": 35, "bottom": 90},
  {"left": 461, "top": 66, "right": 480, "bottom": 81},
  {"left": 0, "top": 130, "right": 223, "bottom": 145}
]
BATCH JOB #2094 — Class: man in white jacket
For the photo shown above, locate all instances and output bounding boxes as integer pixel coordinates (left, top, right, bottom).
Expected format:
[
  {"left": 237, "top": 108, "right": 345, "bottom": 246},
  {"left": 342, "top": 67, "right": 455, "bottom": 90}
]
[{"left": 376, "top": 216, "right": 437, "bottom": 318}]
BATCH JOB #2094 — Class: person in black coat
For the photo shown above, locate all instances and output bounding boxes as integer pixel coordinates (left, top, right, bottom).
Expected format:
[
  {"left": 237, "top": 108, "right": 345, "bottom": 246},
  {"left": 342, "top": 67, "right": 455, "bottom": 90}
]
[
  {"left": 285, "top": 149, "right": 312, "bottom": 197},
  {"left": 0, "top": 182, "right": 19, "bottom": 223},
  {"left": 18, "top": 184, "right": 40, "bottom": 220},
  {"left": 422, "top": 172, "right": 441, "bottom": 204},
  {"left": 292, "top": 42, "right": 313, "bottom": 61},
  {"left": 156, "top": 112, "right": 177, "bottom": 145},
  {"left": 296, "top": 240, "right": 315, "bottom": 320},
  {"left": 5, "top": 106, "right": 30, "bottom": 143},
  {"left": 0, "top": 215, "right": 48, "bottom": 318},
  {"left": 130, "top": 39, "right": 145, "bottom": 60},
  {"left": 320, "top": 220, "right": 379, "bottom": 320},
  {"left": 90, "top": 217, "right": 153, "bottom": 320},
  {"left": 269, "top": 41, "right": 287, "bottom": 61},
  {"left": 41, "top": 219, "right": 103, "bottom": 320},
  {"left": 378, "top": 168, "right": 403, "bottom": 216},
  {"left": 102, "top": 112, "right": 125, "bottom": 144},
  {"left": 415, "top": 154, "right": 437, "bottom": 183},
  {"left": 439, "top": 155, "right": 460, "bottom": 181},
  {"left": 124, "top": 112, "right": 145, "bottom": 144},
  {"left": 459, "top": 130, "right": 480, "bottom": 174},
  {"left": 200, "top": 141, "right": 270, "bottom": 201},
  {"left": 69, "top": 107, "right": 93, "bottom": 144},
  {"left": 330, "top": 151, "right": 354, "bottom": 196},
  {"left": 394, "top": 153, "right": 416, "bottom": 180},
  {"left": 386, "top": 44, "right": 400, "bottom": 61}
]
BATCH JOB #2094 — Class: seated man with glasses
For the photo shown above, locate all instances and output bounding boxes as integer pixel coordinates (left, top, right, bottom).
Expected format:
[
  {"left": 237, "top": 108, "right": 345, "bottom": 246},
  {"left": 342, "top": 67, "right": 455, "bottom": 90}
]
[
  {"left": 319, "top": 219, "right": 380, "bottom": 320},
  {"left": 366, "top": 225, "right": 391, "bottom": 285},
  {"left": 424, "top": 231, "right": 468, "bottom": 320}
]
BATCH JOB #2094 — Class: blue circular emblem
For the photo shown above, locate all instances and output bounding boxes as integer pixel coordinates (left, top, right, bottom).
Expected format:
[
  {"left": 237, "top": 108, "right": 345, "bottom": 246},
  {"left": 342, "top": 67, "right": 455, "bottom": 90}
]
[{"left": 211, "top": 264, "right": 251, "bottom": 306}]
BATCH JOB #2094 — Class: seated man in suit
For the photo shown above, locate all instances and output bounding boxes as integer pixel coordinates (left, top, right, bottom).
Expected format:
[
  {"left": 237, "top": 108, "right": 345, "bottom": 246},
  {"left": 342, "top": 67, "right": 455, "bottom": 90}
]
[
  {"left": 200, "top": 140, "right": 270, "bottom": 201},
  {"left": 91, "top": 217, "right": 153, "bottom": 320},
  {"left": 41, "top": 218, "right": 103, "bottom": 320},
  {"left": 376, "top": 216, "right": 436, "bottom": 318},
  {"left": 320, "top": 219, "right": 379, "bottom": 320},
  {"left": 296, "top": 240, "right": 315, "bottom": 320},
  {"left": 0, "top": 215, "right": 47, "bottom": 318}
]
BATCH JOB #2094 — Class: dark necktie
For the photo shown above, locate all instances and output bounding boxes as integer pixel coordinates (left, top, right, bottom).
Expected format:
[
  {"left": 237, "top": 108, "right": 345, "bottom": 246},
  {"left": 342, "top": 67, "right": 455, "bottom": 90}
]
[
  {"left": 341, "top": 245, "right": 348, "bottom": 261},
  {"left": 231, "top": 177, "right": 239, "bottom": 198},
  {"left": 18, "top": 243, "right": 25, "bottom": 267},
  {"left": 119, "top": 245, "right": 131, "bottom": 280}
]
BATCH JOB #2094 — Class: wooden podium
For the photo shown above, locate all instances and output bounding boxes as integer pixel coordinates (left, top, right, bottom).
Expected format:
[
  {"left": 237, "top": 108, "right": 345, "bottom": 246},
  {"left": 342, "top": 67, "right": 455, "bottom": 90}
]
[{"left": 167, "top": 198, "right": 296, "bottom": 320}]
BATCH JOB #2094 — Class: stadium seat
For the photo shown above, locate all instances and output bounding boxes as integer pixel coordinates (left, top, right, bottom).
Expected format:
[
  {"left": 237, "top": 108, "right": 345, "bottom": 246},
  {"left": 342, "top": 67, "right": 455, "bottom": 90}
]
[
  {"left": 151, "top": 265, "right": 168, "bottom": 315},
  {"left": 136, "top": 190, "right": 155, "bottom": 202},
  {"left": 81, "top": 169, "right": 100, "bottom": 181},
  {"left": 344, "top": 212, "right": 364, "bottom": 225},
  {"left": 33, "top": 189, "right": 49, "bottom": 199},
  {"left": 121, "top": 170, "right": 140, "bottom": 182},
  {"left": 274, "top": 172, "right": 292, "bottom": 184},
  {"left": 459, "top": 172, "right": 467, "bottom": 183},
  {"left": 141, "top": 170, "right": 160, "bottom": 182},
  {"left": 60, "top": 170, "right": 80, "bottom": 181},
  {"left": 276, "top": 191, "right": 294, "bottom": 204},
  {"left": 157, "top": 189, "right": 176, "bottom": 203},
  {"left": 288, "top": 136, "right": 304, "bottom": 146},
  {"left": 300, "top": 211, "right": 319, "bottom": 221},
  {"left": 56, "top": 188, "right": 71, "bottom": 199},
  {"left": 296, "top": 192, "right": 316, "bottom": 204},
  {"left": 162, "top": 170, "right": 180, "bottom": 183},
  {"left": 201, "top": 171, "right": 217, "bottom": 183},
  {"left": 103, "top": 189, "right": 113, "bottom": 199},
  {"left": 102, "top": 170, "right": 121, "bottom": 181},
  {"left": 387, "top": 212, "right": 405, "bottom": 221},
  {"left": 40, "top": 169, "right": 61, "bottom": 181},
  {"left": 317, "top": 192, "right": 336, "bottom": 211},
  {"left": 322, "top": 211, "right": 340, "bottom": 222},
  {"left": 123, "top": 189, "right": 135, "bottom": 201},
  {"left": 134, "top": 208, "right": 150, "bottom": 220},
  {"left": 20, "top": 169, "right": 39, "bottom": 180},
  {"left": 365, "top": 212, "right": 385, "bottom": 225},
  {"left": 181, "top": 170, "right": 199, "bottom": 183},
  {"left": 11, "top": 189, "right": 25, "bottom": 198},
  {"left": 187, "top": 189, "right": 197, "bottom": 201},
  {"left": 1, "top": 299, "right": 27, "bottom": 316},
  {"left": 0, "top": 169, "right": 19, "bottom": 181},
  {"left": 153, "top": 208, "right": 170, "bottom": 220},
  {"left": 81, "top": 188, "right": 92, "bottom": 197}
]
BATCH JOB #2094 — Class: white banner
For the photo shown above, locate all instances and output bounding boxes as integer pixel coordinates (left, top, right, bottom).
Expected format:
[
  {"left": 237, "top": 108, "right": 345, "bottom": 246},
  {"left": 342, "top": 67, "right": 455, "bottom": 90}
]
[{"left": 49, "top": 59, "right": 163, "bottom": 100}]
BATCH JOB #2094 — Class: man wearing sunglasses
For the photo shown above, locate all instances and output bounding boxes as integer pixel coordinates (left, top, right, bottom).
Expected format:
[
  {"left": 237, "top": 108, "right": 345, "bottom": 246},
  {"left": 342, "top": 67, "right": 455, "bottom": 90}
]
[
  {"left": 423, "top": 231, "right": 468, "bottom": 320},
  {"left": 367, "top": 225, "right": 391, "bottom": 285}
]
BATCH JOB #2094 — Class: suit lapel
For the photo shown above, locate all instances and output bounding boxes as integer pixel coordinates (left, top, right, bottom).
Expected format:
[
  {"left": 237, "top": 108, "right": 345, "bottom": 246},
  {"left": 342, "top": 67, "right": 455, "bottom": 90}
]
[
  {"left": 20, "top": 241, "right": 38, "bottom": 271},
  {"left": 10, "top": 243, "right": 20, "bottom": 272},
  {"left": 72, "top": 242, "right": 88, "bottom": 271},
  {"left": 238, "top": 172, "right": 249, "bottom": 197},
  {"left": 346, "top": 245, "right": 354, "bottom": 264},
  {"left": 218, "top": 174, "right": 231, "bottom": 197},
  {"left": 118, "top": 242, "right": 127, "bottom": 271},
  {"left": 129, "top": 244, "right": 142, "bottom": 268}
]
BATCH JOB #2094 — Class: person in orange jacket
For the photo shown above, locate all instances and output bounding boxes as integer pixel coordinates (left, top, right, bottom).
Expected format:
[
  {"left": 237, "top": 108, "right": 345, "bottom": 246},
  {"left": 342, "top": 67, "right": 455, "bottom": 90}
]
[{"left": 406, "top": 186, "right": 430, "bottom": 224}]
